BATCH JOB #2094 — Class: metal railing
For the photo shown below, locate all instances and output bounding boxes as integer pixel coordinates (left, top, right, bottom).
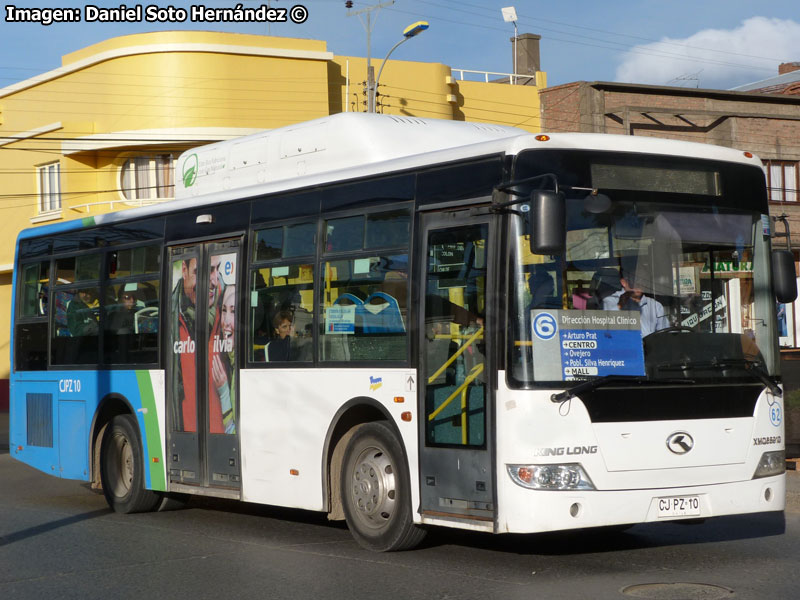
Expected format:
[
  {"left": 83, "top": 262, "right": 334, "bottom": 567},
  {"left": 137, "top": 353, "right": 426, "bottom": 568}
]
[
  {"left": 450, "top": 68, "right": 539, "bottom": 85},
  {"left": 68, "top": 197, "right": 171, "bottom": 213},
  {"left": 427, "top": 326, "right": 485, "bottom": 446}
]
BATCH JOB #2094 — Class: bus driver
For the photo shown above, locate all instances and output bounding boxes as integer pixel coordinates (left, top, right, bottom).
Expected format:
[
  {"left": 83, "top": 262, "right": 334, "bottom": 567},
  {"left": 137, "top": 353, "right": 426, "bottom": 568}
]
[{"left": 602, "top": 262, "right": 668, "bottom": 337}]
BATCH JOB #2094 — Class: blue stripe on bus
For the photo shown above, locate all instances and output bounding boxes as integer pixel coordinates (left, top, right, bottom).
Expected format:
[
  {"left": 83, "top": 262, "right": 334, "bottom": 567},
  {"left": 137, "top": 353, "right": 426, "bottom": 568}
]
[
  {"left": 9, "top": 369, "right": 165, "bottom": 491},
  {"left": 16, "top": 216, "right": 95, "bottom": 241}
]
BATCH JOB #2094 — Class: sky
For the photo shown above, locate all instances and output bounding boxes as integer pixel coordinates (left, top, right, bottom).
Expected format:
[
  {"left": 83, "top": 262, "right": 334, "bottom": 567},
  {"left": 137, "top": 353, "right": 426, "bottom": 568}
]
[{"left": 1, "top": 0, "right": 799, "bottom": 91}]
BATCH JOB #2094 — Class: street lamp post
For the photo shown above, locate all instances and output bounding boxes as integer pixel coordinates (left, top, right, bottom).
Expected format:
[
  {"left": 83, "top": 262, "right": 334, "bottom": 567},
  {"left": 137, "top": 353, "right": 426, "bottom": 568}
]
[
  {"left": 501, "top": 6, "right": 518, "bottom": 85},
  {"left": 371, "top": 21, "right": 429, "bottom": 113},
  {"left": 347, "top": 1, "right": 395, "bottom": 113}
]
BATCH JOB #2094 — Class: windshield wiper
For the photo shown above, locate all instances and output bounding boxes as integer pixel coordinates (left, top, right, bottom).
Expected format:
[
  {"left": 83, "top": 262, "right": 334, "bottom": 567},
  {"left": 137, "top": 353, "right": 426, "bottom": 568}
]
[
  {"left": 550, "top": 375, "right": 695, "bottom": 404},
  {"left": 655, "top": 358, "right": 782, "bottom": 397}
]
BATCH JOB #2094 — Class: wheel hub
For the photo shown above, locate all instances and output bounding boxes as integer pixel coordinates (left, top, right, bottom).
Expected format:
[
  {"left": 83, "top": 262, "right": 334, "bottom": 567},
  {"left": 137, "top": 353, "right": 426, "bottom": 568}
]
[
  {"left": 350, "top": 447, "right": 396, "bottom": 529},
  {"left": 111, "top": 432, "right": 134, "bottom": 497}
]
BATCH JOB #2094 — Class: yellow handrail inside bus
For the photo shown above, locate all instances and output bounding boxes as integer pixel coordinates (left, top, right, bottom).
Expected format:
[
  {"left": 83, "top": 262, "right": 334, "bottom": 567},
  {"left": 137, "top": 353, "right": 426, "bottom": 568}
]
[
  {"left": 428, "top": 362, "right": 485, "bottom": 427},
  {"left": 426, "top": 326, "right": 484, "bottom": 385}
]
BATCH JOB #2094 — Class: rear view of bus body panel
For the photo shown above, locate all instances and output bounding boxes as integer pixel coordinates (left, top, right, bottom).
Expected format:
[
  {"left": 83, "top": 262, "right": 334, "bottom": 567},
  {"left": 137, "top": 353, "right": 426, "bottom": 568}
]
[
  {"left": 494, "top": 379, "right": 785, "bottom": 534},
  {"left": 9, "top": 370, "right": 167, "bottom": 491}
]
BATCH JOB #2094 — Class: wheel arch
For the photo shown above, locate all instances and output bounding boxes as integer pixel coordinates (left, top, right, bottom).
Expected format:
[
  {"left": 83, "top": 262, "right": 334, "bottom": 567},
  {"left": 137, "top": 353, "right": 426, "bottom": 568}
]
[
  {"left": 89, "top": 393, "right": 135, "bottom": 490},
  {"left": 321, "top": 396, "right": 407, "bottom": 520}
]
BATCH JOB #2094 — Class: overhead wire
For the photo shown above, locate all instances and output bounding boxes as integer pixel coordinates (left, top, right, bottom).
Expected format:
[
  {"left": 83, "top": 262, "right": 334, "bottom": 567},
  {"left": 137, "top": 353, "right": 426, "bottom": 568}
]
[
  {"left": 374, "top": 81, "right": 800, "bottom": 149},
  {"left": 0, "top": 3, "right": 787, "bottom": 128},
  {"left": 421, "top": 0, "right": 787, "bottom": 65},
  {"left": 0, "top": 6, "right": 797, "bottom": 206},
  {"left": 0, "top": 3, "right": 786, "bottom": 101},
  {"left": 385, "top": 1, "right": 782, "bottom": 76},
  {"left": 2, "top": 79, "right": 800, "bottom": 155},
  {"left": 3, "top": 111, "right": 800, "bottom": 154}
]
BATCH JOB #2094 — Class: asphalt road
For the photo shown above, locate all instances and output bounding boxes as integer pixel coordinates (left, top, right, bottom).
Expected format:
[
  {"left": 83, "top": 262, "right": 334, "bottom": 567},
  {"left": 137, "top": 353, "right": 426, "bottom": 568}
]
[{"left": 2, "top": 429, "right": 800, "bottom": 600}]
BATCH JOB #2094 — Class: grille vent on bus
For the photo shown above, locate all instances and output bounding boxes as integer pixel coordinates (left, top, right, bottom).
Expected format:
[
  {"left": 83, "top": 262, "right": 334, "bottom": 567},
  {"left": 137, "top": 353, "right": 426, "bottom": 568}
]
[
  {"left": 26, "top": 392, "right": 53, "bottom": 447},
  {"left": 388, "top": 116, "right": 427, "bottom": 126},
  {"left": 470, "top": 123, "right": 509, "bottom": 134}
]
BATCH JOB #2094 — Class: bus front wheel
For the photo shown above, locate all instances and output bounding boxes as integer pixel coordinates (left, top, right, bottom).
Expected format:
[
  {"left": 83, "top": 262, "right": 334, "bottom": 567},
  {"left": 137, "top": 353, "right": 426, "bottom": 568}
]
[
  {"left": 100, "top": 414, "right": 160, "bottom": 514},
  {"left": 341, "top": 422, "right": 426, "bottom": 551}
]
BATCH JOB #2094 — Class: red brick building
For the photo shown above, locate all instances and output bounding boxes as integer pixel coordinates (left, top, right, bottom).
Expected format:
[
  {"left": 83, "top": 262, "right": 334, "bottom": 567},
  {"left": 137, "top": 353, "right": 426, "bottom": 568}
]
[
  {"left": 540, "top": 80, "right": 800, "bottom": 234},
  {"left": 732, "top": 62, "right": 800, "bottom": 96}
]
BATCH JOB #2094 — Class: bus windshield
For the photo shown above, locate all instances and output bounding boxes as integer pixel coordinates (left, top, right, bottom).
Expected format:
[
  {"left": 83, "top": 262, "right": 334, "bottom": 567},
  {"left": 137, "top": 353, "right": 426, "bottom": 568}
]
[{"left": 508, "top": 152, "right": 777, "bottom": 388}]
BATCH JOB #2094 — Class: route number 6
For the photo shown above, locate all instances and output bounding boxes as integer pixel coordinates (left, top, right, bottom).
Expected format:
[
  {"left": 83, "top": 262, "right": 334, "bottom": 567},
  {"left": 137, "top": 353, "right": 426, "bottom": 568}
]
[{"left": 533, "top": 312, "right": 557, "bottom": 340}]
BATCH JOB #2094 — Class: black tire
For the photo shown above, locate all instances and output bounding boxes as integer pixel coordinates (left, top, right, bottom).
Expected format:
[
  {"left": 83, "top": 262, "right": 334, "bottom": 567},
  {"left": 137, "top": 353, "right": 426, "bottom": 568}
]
[
  {"left": 100, "top": 414, "right": 161, "bottom": 514},
  {"left": 341, "top": 422, "right": 426, "bottom": 552}
]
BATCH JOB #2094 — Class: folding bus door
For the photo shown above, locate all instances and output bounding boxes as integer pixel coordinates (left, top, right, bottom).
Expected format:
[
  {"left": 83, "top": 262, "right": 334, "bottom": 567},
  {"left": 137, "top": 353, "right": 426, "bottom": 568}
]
[
  {"left": 166, "top": 239, "right": 242, "bottom": 494},
  {"left": 417, "top": 210, "right": 496, "bottom": 524}
]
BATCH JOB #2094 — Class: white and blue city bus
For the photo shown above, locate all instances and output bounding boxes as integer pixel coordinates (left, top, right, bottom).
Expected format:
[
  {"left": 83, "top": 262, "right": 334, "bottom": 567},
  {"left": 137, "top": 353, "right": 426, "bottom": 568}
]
[{"left": 9, "top": 113, "right": 795, "bottom": 551}]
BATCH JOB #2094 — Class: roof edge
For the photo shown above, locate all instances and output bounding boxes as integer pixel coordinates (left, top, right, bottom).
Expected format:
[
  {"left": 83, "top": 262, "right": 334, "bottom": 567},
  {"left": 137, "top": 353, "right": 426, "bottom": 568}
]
[{"left": 572, "top": 80, "right": 800, "bottom": 104}]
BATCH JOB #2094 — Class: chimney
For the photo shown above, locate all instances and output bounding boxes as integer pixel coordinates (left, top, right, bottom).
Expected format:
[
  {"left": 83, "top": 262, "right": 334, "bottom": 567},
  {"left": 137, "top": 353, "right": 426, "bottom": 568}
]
[
  {"left": 779, "top": 62, "right": 800, "bottom": 75},
  {"left": 511, "top": 33, "right": 541, "bottom": 78}
]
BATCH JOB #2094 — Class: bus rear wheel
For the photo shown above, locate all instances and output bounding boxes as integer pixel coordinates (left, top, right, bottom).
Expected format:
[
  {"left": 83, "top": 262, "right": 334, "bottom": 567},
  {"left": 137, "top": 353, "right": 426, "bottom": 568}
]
[
  {"left": 341, "top": 422, "right": 426, "bottom": 552},
  {"left": 100, "top": 414, "right": 160, "bottom": 514}
]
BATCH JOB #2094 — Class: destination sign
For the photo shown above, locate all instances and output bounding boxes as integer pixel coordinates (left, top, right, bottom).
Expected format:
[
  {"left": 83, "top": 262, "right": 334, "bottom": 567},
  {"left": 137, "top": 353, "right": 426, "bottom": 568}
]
[{"left": 531, "top": 309, "right": 646, "bottom": 381}]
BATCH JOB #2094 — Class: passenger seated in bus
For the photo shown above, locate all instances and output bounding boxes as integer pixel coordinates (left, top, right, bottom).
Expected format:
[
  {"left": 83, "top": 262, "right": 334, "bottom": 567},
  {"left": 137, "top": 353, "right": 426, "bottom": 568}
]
[
  {"left": 108, "top": 286, "right": 140, "bottom": 334},
  {"left": 527, "top": 268, "right": 561, "bottom": 310},
  {"left": 604, "top": 264, "right": 668, "bottom": 337},
  {"left": 571, "top": 280, "right": 591, "bottom": 310},
  {"left": 265, "top": 310, "right": 294, "bottom": 362},
  {"left": 67, "top": 288, "right": 100, "bottom": 337},
  {"left": 586, "top": 267, "right": 623, "bottom": 310}
]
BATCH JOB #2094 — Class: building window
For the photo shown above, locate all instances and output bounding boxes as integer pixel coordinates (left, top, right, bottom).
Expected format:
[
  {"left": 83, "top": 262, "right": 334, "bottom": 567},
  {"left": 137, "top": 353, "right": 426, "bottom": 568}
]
[
  {"left": 121, "top": 155, "right": 175, "bottom": 201},
  {"left": 764, "top": 160, "right": 798, "bottom": 202},
  {"left": 37, "top": 162, "right": 61, "bottom": 213}
]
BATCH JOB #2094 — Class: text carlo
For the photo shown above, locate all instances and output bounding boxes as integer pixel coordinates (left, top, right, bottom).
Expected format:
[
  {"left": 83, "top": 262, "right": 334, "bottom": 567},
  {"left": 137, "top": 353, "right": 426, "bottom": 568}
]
[{"left": 533, "top": 445, "right": 598, "bottom": 457}]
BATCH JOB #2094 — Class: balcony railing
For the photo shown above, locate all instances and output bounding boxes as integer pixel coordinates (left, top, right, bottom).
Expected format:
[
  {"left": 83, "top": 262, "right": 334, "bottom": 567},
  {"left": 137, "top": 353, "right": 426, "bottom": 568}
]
[{"left": 450, "top": 68, "right": 541, "bottom": 85}]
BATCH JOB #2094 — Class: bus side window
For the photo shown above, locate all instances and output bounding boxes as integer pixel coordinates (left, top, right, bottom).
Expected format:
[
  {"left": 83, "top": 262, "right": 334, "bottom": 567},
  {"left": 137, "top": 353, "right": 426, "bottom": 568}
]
[
  {"left": 15, "top": 260, "right": 51, "bottom": 371},
  {"left": 321, "top": 255, "right": 408, "bottom": 362},
  {"left": 319, "top": 208, "right": 410, "bottom": 363},
  {"left": 249, "top": 264, "right": 314, "bottom": 363},
  {"left": 103, "top": 280, "right": 160, "bottom": 365},
  {"left": 250, "top": 220, "right": 316, "bottom": 364},
  {"left": 19, "top": 260, "right": 50, "bottom": 318},
  {"left": 52, "top": 286, "right": 101, "bottom": 365}
]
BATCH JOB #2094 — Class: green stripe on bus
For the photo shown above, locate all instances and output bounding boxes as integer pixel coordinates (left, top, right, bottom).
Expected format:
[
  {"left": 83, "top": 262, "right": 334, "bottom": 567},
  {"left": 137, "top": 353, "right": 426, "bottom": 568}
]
[
  {"left": 81, "top": 217, "right": 96, "bottom": 227},
  {"left": 136, "top": 370, "right": 166, "bottom": 491}
]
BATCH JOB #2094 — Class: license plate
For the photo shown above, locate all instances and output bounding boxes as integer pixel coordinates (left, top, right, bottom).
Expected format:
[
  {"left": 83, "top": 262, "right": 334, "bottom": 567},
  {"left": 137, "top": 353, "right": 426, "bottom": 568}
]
[{"left": 657, "top": 495, "right": 701, "bottom": 518}]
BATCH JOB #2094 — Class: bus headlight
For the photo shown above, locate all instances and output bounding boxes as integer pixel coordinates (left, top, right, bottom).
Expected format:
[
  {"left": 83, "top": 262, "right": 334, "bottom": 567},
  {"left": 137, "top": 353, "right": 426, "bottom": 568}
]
[
  {"left": 752, "top": 450, "right": 785, "bottom": 479},
  {"left": 507, "top": 463, "right": 595, "bottom": 491}
]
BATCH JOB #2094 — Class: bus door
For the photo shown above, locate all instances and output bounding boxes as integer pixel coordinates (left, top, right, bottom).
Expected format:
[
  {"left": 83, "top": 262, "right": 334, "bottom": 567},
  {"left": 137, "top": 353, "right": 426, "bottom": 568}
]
[
  {"left": 166, "top": 239, "right": 241, "bottom": 493},
  {"left": 418, "top": 211, "right": 496, "bottom": 524}
]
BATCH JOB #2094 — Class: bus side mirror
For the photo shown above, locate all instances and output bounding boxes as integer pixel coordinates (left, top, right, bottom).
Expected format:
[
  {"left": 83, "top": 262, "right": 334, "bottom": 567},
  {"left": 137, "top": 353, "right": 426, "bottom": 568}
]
[
  {"left": 529, "top": 190, "right": 565, "bottom": 255},
  {"left": 772, "top": 249, "right": 797, "bottom": 303}
]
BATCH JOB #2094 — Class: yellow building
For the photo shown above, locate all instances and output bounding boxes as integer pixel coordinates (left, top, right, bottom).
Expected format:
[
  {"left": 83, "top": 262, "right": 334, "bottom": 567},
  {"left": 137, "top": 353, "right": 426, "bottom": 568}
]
[{"left": 0, "top": 30, "right": 546, "bottom": 398}]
